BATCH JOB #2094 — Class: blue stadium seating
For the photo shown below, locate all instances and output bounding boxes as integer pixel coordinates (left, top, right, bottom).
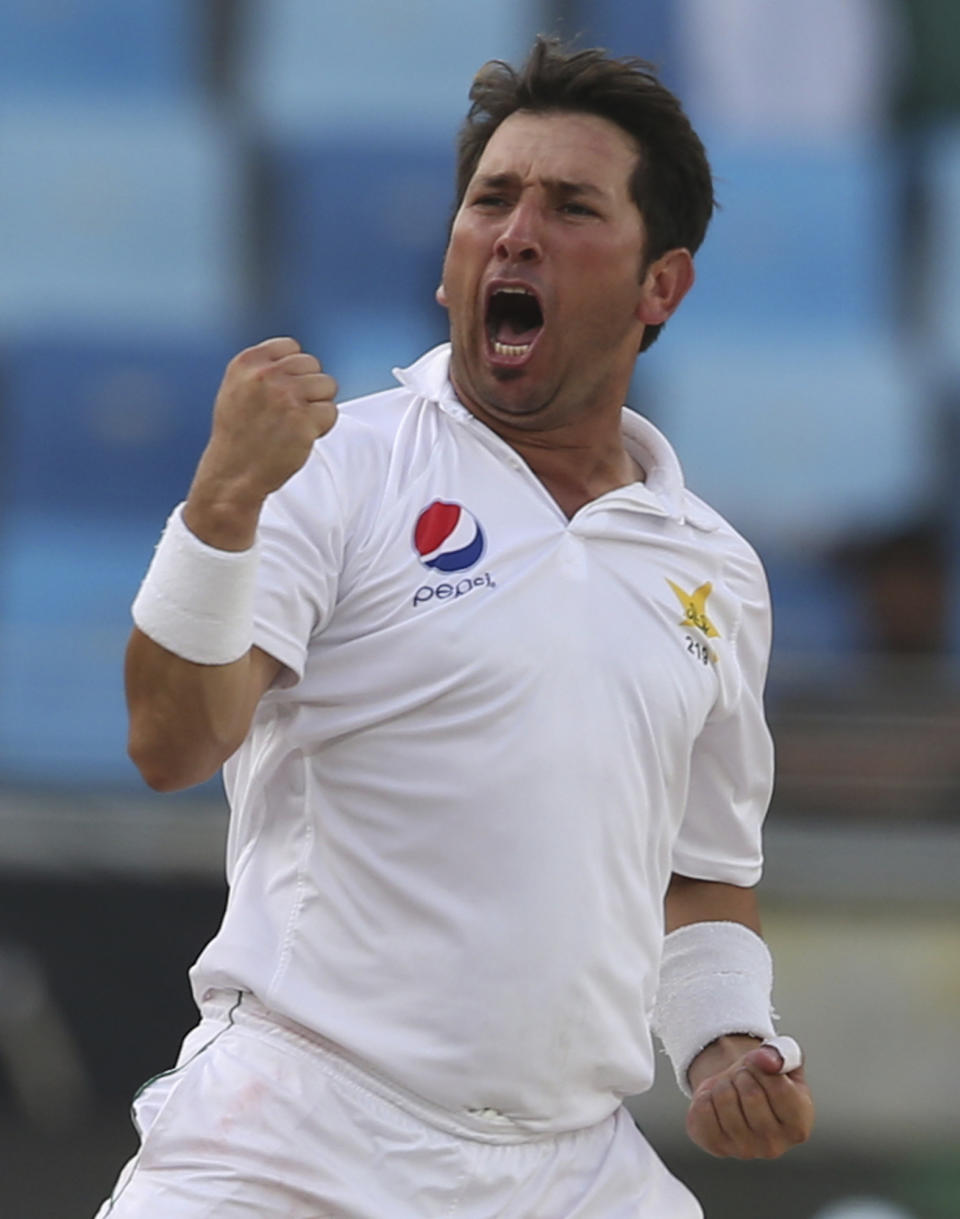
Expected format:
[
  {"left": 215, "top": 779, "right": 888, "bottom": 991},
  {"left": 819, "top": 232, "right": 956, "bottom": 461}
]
[
  {"left": 0, "top": 333, "right": 240, "bottom": 519},
  {"left": 760, "top": 549, "right": 860, "bottom": 658},
  {"left": 675, "top": 139, "right": 898, "bottom": 335},
  {"left": 563, "top": 0, "right": 682, "bottom": 90},
  {"left": 0, "top": 513, "right": 147, "bottom": 784},
  {"left": 297, "top": 308, "right": 448, "bottom": 405},
  {"left": 0, "top": 104, "right": 244, "bottom": 336},
  {"left": 0, "top": 333, "right": 242, "bottom": 784},
  {"left": 263, "top": 138, "right": 455, "bottom": 345},
  {"left": 0, "top": 0, "right": 201, "bottom": 101},
  {"left": 0, "top": 0, "right": 942, "bottom": 785},
  {"left": 236, "top": 0, "right": 541, "bottom": 141},
  {"left": 640, "top": 327, "right": 930, "bottom": 552}
]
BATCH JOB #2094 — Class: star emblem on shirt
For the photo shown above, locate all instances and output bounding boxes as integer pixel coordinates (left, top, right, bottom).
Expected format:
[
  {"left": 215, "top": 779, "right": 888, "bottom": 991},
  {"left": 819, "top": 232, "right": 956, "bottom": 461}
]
[{"left": 666, "top": 580, "right": 720, "bottom": 638}]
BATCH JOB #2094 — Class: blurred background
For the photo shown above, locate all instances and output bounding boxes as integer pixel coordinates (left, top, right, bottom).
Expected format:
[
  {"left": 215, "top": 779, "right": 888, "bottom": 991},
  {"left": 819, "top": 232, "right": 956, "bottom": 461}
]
[{"left": 0, "top": 1, "right": 958, "bottom": 1216}]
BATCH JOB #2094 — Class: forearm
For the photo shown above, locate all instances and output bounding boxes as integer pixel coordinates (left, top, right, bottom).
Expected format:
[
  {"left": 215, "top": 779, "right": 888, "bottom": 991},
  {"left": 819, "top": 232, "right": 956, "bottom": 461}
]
[
  {"left": 656, "top": 876, "right": 774, "bottom": 1095},
  {"left": 664, "top": 874, "right": 762, "bottom": 935},
  {"left": 663, "top": 877, "right": 767, "bottom": 1088},
  {"left": 125, "top": 630, "right": 266, "bottom": 791},
  {"left": 654, "top": 873, "right": 814, "bottom": 1156},
  {"left": 126, "top": 497, "right": 276, "bottom": 791}
]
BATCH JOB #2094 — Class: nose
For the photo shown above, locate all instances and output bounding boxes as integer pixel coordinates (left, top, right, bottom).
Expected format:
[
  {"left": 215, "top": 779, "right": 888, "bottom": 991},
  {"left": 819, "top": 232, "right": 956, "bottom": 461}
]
[{"left": 494, "top": 200, "right": 543, "bottom": 263}]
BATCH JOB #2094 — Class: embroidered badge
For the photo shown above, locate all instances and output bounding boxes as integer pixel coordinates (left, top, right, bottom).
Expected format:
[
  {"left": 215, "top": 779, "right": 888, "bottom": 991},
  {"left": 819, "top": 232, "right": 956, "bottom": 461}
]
[
  {"left": 667, "top": 580, "right": 719, "bottom": 637},
  {"left": 667, "top": 579, "right": 719, "bottom": 665}
]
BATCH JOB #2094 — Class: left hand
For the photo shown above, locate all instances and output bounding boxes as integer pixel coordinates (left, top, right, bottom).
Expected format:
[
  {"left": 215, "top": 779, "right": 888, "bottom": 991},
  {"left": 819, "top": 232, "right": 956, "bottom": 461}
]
[{"left": 685, "top": 1037, "right": 814, "bottom": 1159}]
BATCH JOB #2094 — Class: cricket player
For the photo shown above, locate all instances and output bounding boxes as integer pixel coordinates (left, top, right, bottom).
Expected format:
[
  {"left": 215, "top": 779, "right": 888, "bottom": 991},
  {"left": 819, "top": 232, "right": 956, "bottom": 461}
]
[{"left": 97, "top": 36, "right": 814, "bottom": 1218}]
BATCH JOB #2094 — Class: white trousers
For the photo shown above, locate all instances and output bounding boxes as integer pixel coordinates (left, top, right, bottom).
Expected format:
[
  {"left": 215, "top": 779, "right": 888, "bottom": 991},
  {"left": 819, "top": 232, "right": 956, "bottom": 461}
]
[{"left": 94, "top": 991, "right": 703, "bottom": 1219}]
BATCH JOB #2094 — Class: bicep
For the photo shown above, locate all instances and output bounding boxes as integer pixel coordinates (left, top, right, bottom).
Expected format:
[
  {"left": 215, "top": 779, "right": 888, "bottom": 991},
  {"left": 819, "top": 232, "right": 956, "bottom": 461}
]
[{"left": 664, "top": 873, "right": 762, "bottom": 935}]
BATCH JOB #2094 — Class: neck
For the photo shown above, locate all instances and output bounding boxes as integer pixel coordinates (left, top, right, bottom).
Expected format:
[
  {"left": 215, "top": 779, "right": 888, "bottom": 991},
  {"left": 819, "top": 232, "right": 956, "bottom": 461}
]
[
  {"left": 457, "top": 393, "right": 644, "bottom": 518},
  {"left": 519, "top": 435, "right": 644, "bottom": 518}
]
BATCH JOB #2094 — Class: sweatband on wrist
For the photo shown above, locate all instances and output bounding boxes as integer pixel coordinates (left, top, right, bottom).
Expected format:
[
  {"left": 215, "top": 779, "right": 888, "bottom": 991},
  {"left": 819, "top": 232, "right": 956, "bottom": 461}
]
[
  {"left": 651, "top": 920, "right": 777, "bottom": 1097},
  {"left": 131, "top": 502, "right": 259, "bottom": 665}
]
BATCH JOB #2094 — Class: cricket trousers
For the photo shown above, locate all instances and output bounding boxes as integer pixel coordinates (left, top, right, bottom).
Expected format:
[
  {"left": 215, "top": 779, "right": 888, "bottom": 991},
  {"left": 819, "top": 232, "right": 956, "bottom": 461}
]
[{"left": 94, "top": 990, "right": 703, "bottom": 1219}]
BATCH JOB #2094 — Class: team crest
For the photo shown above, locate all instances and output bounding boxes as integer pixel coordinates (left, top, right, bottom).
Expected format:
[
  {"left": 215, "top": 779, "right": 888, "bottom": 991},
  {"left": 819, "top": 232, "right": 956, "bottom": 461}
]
[
  {"left": 667, "top": 579, "right": 719, "bottom": 638},
  {"left": 667, "top": 580, "right": 719, "bottom": 665}
]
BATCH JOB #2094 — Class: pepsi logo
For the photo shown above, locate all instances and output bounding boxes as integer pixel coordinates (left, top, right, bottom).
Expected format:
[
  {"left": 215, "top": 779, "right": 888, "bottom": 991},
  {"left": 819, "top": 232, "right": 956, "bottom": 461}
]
[{"left": 413, "top": 500, "right": 485, "bottom": 572}]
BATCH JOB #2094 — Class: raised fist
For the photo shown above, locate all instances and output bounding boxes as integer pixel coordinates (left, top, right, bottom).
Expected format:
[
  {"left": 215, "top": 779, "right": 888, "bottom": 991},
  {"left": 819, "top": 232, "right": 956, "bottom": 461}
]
[{"left": 184, "top": 337, "right": 338, "bottom": 549}]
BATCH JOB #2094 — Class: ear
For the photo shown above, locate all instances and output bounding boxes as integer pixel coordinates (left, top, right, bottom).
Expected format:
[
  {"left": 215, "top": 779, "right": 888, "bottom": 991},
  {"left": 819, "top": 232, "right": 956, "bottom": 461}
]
[
  {"left": 435, "top": 282, "right": 449, "bottom": 309},
  {"left": 635, "top": 248, "right": 695, "bottom": 328}
]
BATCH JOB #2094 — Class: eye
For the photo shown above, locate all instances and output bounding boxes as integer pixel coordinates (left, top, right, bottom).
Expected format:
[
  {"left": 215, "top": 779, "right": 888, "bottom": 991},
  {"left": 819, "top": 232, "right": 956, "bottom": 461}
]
[
  {"left": 560, "top": 202, "right": 598, "bottom": 217},
  {"left": 472, "top": 194, "right": 508, "bottom": 208}
]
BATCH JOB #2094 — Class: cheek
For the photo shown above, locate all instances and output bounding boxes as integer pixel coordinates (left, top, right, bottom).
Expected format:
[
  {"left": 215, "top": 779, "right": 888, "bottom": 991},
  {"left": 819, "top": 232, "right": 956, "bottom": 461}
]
[{"left": 439, "top": 239, "right": 471, "bottom": 309}]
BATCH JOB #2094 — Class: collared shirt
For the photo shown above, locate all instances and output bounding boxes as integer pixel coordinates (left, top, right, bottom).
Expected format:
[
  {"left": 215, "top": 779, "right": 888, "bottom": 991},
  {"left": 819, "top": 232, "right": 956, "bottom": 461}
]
[{"left": 191, "top": 344, "right": 774, "bottom": 1134}]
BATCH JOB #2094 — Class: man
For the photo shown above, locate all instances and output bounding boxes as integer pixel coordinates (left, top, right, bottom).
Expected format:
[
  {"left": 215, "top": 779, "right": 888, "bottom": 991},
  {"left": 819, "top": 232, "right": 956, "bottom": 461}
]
[{"left": 97, "top": 36, "right": 813, "bottom": 1219}]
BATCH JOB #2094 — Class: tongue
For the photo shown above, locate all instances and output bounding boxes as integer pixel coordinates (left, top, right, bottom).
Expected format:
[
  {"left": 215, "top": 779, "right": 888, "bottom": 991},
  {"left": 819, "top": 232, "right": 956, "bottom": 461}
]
[{"left": 496, "top": 317, "right": 542, "bottom": 344}]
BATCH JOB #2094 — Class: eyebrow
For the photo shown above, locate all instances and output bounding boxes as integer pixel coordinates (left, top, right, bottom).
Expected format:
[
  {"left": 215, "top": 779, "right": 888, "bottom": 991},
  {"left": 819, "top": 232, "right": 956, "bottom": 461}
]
[{"left": 472, "top": 173, "right": 608, "bottom": 200}]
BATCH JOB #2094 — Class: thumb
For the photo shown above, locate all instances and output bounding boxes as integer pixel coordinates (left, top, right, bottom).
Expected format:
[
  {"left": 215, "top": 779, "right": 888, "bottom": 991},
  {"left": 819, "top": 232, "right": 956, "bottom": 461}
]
[
  {"left": 745, "top": 1045, "right": 787, "bottom": 1075},
  {"left": 745, "top": 1036, "right": 805, "bottom": 1079}
]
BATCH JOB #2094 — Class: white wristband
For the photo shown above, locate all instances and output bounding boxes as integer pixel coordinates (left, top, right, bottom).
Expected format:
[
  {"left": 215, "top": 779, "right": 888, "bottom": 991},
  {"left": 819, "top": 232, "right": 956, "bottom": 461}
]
[
  {"left": 132, "top": 503, "right": 259, "bottom": 665},
  {"left": 651, "top": 920, "right": 777, "bottom": 1097}
]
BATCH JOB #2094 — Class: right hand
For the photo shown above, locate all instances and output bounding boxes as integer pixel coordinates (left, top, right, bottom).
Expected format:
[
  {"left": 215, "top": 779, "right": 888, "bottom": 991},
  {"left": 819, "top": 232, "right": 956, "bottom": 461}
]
[
  {"left": 185, "top": 337, "right": 338, "bottom": 548},
  {"left": 685, "top": 1039, "right": 814, "bottom": 1160}
]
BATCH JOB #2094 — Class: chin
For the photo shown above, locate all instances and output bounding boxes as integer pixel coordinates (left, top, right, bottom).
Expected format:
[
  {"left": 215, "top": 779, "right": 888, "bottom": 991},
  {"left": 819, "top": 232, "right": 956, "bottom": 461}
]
[
  {"left": 485, "top": 391, "right": 553, "bottom": 422},
  {"left": 490, "top": 365, "right": 526, "bottom": 383}
]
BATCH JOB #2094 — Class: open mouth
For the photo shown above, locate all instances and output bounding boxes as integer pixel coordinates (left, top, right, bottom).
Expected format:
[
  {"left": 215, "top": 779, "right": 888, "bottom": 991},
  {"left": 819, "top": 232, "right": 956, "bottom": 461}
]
[{"left": 484, "top": 285, "right": 544, "bottom": 361}]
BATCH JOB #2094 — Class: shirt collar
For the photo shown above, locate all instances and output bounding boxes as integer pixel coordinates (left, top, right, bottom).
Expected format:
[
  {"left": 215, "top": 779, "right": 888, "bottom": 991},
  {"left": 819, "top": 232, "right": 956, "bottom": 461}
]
[
  {"left": 393, "top": 343, "right": 704, "bottom": 526},
  {"left": 392, "top": 343, "right": 463, "bottom": 412}
]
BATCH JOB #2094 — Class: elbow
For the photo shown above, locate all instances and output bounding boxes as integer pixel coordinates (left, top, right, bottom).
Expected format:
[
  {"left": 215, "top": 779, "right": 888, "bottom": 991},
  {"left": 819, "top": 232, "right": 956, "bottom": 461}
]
[
  {"left": 134, "top": 759, "right": 192, "bottom": 793},
  {"left": 127, "top": 729, "right": 218, "bottom": 793},
  {"left": 129, "top": 746, "right": 193, "bottom": 793}
]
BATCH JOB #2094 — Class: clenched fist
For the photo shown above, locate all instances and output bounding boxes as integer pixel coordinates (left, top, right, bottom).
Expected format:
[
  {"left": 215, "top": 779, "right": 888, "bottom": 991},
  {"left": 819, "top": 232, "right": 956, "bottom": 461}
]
[
  {"left": 686, "top": 1038, "right": 814, "bottom": 1160},
  {"left": 184, "top": 337, "right": 338, "bottom": 550}
]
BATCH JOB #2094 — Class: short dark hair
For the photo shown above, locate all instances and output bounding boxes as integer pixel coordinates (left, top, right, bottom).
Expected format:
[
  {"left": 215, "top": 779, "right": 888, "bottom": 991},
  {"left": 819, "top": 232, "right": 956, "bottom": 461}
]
[{"left": 454, "top": 36, "right": 715, "bottom": 351}]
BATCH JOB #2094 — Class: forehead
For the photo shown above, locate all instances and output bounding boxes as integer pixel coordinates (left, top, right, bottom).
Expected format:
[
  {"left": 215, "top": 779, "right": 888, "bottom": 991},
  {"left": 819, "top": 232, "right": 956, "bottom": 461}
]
[{"left": 472, "top": 110, "right": 640, "bottom": 198}]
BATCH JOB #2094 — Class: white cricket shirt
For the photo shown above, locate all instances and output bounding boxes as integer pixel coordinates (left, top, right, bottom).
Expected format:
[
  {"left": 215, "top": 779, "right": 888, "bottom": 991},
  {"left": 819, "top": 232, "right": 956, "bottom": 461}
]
[{"left": 191, "top": 344, "right": 774, "bottom": 1134}]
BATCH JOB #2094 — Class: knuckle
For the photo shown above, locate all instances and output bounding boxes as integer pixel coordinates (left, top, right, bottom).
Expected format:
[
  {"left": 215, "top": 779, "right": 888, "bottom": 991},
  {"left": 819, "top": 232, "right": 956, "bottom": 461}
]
[
  {"left": 712, "top": 1077, "right": 735, "bottom": 1101},
  {"left": 227, "top": 348, "right": 255, "bottom": 372},
  {"left": 251, "top": 362, "right": 276, "bottom": 385},
  {"left": 265, "top": 335, "right": 300, "bottom": 353}
]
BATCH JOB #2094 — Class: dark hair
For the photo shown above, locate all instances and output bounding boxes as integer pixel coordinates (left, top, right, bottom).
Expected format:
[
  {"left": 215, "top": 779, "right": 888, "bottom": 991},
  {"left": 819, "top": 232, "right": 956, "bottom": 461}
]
[{"left": 455, "top": 36, "right": 715, "bottom": 351}]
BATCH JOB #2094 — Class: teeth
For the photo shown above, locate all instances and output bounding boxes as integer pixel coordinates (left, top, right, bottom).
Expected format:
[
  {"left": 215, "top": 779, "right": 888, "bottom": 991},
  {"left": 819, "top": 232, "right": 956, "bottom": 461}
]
[
  {"left": 497, "top": 286, "right": 534, "bottom": 295},
  {"left": 493, "top": 341, "right": 531, "bottom": 356}
]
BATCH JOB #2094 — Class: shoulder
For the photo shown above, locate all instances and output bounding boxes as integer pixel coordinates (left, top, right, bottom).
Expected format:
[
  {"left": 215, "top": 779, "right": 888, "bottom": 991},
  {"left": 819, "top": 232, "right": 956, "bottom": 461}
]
[
  {"left": 261, "top": 381, "right": 429, "bottom": 546},
  {"left": 337, "top": 384, "right": 416, "bottom": 440},
  {"left": 683, "top": 490, "right": 770, "bottom": 613},
  {"left": 296, "top": 384, "right": 413, "bottom": 489}
]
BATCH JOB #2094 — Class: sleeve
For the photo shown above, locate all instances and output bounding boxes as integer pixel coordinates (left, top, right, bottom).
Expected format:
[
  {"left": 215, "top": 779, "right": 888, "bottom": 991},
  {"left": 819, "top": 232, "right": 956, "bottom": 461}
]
[
  {"left": 670, "top": 542, "right": 775, "bottom": 887},
  {"left": 250, "top": 446, "right": 348, "bottom": 687}
]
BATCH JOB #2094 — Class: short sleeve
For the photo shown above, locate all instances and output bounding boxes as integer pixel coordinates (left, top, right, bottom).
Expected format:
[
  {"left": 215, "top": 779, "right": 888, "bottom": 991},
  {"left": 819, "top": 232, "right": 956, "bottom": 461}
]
[
  {"left": 251, "top": 449, "right": 347, "bottom": 686},
  {"left": 670, "top": 544, "right": 774, "bottom": 886}
]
